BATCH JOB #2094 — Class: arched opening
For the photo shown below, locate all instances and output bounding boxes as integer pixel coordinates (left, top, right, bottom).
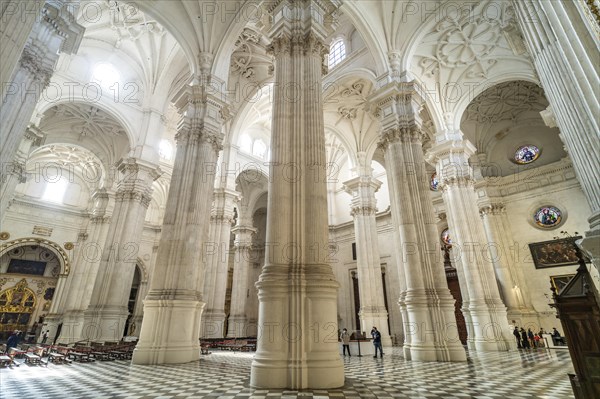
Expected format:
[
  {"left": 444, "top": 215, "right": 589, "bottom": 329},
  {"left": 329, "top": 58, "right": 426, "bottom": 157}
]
[{"left": 0, "top": 243, "right": 64, "bottom": 342}]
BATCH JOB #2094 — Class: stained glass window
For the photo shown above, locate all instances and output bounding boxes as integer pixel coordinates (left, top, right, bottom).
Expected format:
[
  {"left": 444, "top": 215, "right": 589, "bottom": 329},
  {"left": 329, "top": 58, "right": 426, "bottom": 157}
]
[
  {"left": 514, "top": 145, "right": 540, "bottom": 164},
  {"left": 534, "top": 206, "right": 562, "bottom": 228},
  {"left": 430, "top": 173, "right": 439, "bottom": 191},
  {"left": 441, "top": 228, "right": 452, "bottom": 246}
]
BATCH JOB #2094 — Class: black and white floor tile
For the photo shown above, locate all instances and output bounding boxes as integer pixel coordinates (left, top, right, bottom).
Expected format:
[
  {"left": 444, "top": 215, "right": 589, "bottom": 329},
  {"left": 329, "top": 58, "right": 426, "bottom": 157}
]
[{"left": 0, "top": 347, "right": 574, "bottom": 398}]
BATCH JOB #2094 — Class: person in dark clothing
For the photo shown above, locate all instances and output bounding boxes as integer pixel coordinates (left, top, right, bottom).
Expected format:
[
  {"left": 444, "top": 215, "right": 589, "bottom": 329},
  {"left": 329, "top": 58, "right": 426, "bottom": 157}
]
[
  {"left": 371, "top": 326, "right": 383, "bottom": 358},
  {"left": 6, "top": 331, "right": 19, "bottom": 350},
  {"left": 520, "top": 328, "right": 530, "bottom": 349},
  {"left": 513, "top": 327, "right": 522, "bottom": 348},
  {"left": 527, "top": 328, "right": 536, "bottom": 348}
]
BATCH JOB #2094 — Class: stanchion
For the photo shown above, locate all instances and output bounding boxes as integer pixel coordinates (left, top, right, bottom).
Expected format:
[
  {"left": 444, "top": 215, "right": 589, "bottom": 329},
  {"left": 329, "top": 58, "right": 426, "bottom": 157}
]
[{"left": 356, "top": 330, "right": 363, "bottom": 357}]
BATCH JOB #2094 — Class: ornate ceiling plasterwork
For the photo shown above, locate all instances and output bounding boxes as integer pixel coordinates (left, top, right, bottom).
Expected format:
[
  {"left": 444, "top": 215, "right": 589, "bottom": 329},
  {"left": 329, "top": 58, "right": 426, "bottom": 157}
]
[
  {"left": 412, "top": 1, "right": 534, "bottom": 113},
  {"left": 28, "top": 144, "right": 107, "bottom": 186},
  {"left": 45, "top": 103, "right": 127, "bottom": 139},
  {"left": 463, "top": 81, "right": 548, "bottom": 124},
  {"left": 39, "top": 103, "right": 131, "bottom": 176}
]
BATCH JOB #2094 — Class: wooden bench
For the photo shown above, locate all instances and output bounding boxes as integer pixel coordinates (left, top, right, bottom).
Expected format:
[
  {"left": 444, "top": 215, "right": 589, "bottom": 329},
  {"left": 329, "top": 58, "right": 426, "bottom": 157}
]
[
  {"left": 48, "top": 352, "right": 67, "bottom": 364},
  {"left": 68, "top": 351, "right": 93, "bottom": 362},
  {"left": 0, "top": 355, "right": 13, "bottom": 367},
  {"left": 24, "top": 353, "right": 41, "bottom": 365}
]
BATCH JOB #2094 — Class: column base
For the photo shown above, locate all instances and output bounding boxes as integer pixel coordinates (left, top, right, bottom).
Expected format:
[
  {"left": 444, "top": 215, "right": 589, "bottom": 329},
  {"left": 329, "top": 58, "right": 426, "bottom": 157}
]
[
  {"left": 467, "top": 304, "right": 512, "bottom": 352},
  {"left": 250, "top": 270, "right": 344, "bottom": 389},
  {"left": 202, "top": 311, "right": 226, "bottom": 338},
  {"left": 132, "top": 297, "right": 203, "bottom": 365},
  {"left": 402, "top": 289, "right": 467, "bottom": 362},
  {"left": 82, "top": 306, "right": 129, "bottom": 342},
  {"left": 42, "top": 313, "right": 63, "bottom": 345},
  {"left": 57, "top": 310, "right": 85, "bottom": 344}
]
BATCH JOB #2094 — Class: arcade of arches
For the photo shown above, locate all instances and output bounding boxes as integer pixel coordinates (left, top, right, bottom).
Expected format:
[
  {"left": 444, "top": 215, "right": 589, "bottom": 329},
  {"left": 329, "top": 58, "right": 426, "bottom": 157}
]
[{"left": 1, "top": 0, "right": 599, "bottom": 392}]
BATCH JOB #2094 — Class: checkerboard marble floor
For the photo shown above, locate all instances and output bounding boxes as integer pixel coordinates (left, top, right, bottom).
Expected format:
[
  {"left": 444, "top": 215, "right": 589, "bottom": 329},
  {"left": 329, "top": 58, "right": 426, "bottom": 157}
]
[{"left": 0, "top": 347, "right": 574, "bottom": 398}]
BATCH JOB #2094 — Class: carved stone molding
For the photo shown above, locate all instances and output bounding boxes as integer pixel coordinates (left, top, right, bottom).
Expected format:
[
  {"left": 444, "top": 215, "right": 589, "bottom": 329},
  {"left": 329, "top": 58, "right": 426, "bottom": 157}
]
[
  {"left": 479, "top": 203, "right": 506, "bottom": 217},
  {"left": 350, "top": 205, "right": 377, "bottom": 217},
  {"left": 378, "top": 127, "right": 424, "bottom": 152},
  {"left": 439, "top": 176, "right": 475, "bottom": 190},
  {"left": 115, "top": 190, "right": 152, "bottom": 208}
]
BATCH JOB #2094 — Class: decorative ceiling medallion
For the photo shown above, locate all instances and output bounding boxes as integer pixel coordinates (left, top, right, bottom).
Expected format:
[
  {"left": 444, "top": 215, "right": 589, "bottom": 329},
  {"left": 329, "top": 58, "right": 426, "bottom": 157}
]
[
  {"left": 64, "top": 242, "right": 74, "bottom": 250},
  {"left": 0, "top": 232, "right": 9, "bottom": 240}
]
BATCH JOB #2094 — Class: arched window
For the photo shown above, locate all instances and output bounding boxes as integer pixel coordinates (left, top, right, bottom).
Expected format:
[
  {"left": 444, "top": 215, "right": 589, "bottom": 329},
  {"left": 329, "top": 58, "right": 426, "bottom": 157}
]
[
  {"left": 328, "top": 39, "right": 346, "bottom": 68},
  {"left": 91, "top": 63, "right": 120, "bottom": 89},
  {"left": 158, "top": 139, "right": 173, "bottom": 160},
  {"left": 253, "top": 139, "right": 267, "bottom": 159},
  {"left": 42, "top": 175, "right": 69, "bottom": 204},
  {"left": 239, "top": 133, "right": 252, "bottom": 154}
]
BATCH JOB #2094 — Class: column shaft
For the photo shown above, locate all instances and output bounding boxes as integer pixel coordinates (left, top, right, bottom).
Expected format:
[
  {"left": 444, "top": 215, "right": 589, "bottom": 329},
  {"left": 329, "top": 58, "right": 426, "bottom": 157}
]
[
  {"left": 83, "top": 159, "right": 159, "bottom": 342},
  {"left": 369, "top": 82, "right": 466, "bottom": 362},
  {"left": 513, "top": 0, "right": 600, "bottom": 268},
  {"left": 428, "top": 139, "right": 512, "bottom": 351},
  {"left": 58, "top": 190, "right": 111, "bottom": 343},
  {"left": 132, "top": 81, "right": 225, "bottom": 365},
  {"left": 202, "top": 188, "right": 239, "bottom": 338},
  {"left": 343, "top": 174, "right": 392, "bottom": 347},
  {"left": 251, "top": 0, "right": 344, "bottom": 389},
  {"left": 227, "top": 226, "right": 255, "bottom": 338}
]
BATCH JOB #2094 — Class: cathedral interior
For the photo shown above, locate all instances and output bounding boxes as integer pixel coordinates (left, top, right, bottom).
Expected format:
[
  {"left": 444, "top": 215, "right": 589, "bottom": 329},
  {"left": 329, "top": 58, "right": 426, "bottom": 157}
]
[{"left": 1, "top": 0, "right": 599, "bottom": 397}]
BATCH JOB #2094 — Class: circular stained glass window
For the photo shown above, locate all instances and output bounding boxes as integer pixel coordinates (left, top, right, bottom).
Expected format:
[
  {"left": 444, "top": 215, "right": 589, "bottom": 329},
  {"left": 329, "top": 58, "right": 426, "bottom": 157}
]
[
  {"left": 441, "top": 228, "right": 452, "bottom": 246},
  {"left": 534, "top": 206, "right": 562, "bottom": 228},
  {"left": 514, "top": 145, "right": 540, "bottom": 164},
  {"left": 430, "top": 173, "right": 439, "bottom": 191}
]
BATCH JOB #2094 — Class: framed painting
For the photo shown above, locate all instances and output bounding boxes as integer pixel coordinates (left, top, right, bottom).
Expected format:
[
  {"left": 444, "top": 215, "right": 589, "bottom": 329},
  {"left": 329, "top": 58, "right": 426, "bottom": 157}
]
[
  {"left": 528, "top": 236, "right": 587, "bottom": 269},
  {"left": 550, "top": 274, "right": 576, "bottom": 295}
]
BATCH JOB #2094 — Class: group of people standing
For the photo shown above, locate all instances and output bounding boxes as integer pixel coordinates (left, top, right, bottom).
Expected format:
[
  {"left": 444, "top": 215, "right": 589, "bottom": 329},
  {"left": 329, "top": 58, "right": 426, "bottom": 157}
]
[
  {"left": 513, "top": 326, "right": 564, "bottom": 349},
  {"left": 340, "top": 326, "right": 383, "bottom": 358}
]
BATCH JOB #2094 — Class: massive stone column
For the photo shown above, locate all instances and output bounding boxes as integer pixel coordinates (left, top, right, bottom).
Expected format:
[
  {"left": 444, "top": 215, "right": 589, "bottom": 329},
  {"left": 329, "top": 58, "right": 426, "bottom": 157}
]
[
  {"left": 250, "top": 0, "right": 344, "bottom": 389},
  {"left": 342, "top": 159, "right": 392, "bottom": 348},
  {"left": 227, "top": 224, "right": 256, "bottom": 338},
  {"left": 479, "top": 202, "right": 536, "bottom": 323},
  {"left": 0, "top": 124, "right": 44, "bottom": 220},
  {"left": 57, "top": 189, "right": 111, "bottom": 343},
  {"left": 201, "top": 188, "right": 240, "bottom": 338},
  {"left": 427, "top": 129, "right": 512, "bottom": 352},
  {"left": 512, "top": 0, "right": 600, "bottom": 270},
  {"left": 83, "top": 158, "right": 160, "bottom": 342},
  {"left": 132, "top": 79, "right": 226, "bottom": 364},
  {"left": 1, "top": 0, "right": 43, "bottom": 100},
  {"left": 0, "top": 0, "right": 83, "bottom": 169},
  {"left": 368, "top": 82, "right": 466, "bottom": 362}
]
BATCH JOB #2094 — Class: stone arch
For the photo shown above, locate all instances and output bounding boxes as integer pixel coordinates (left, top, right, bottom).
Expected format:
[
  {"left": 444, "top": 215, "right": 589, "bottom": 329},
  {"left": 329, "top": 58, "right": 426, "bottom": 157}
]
[{"left": 0, "top": 237, "right": 71, "bottom": 276}]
